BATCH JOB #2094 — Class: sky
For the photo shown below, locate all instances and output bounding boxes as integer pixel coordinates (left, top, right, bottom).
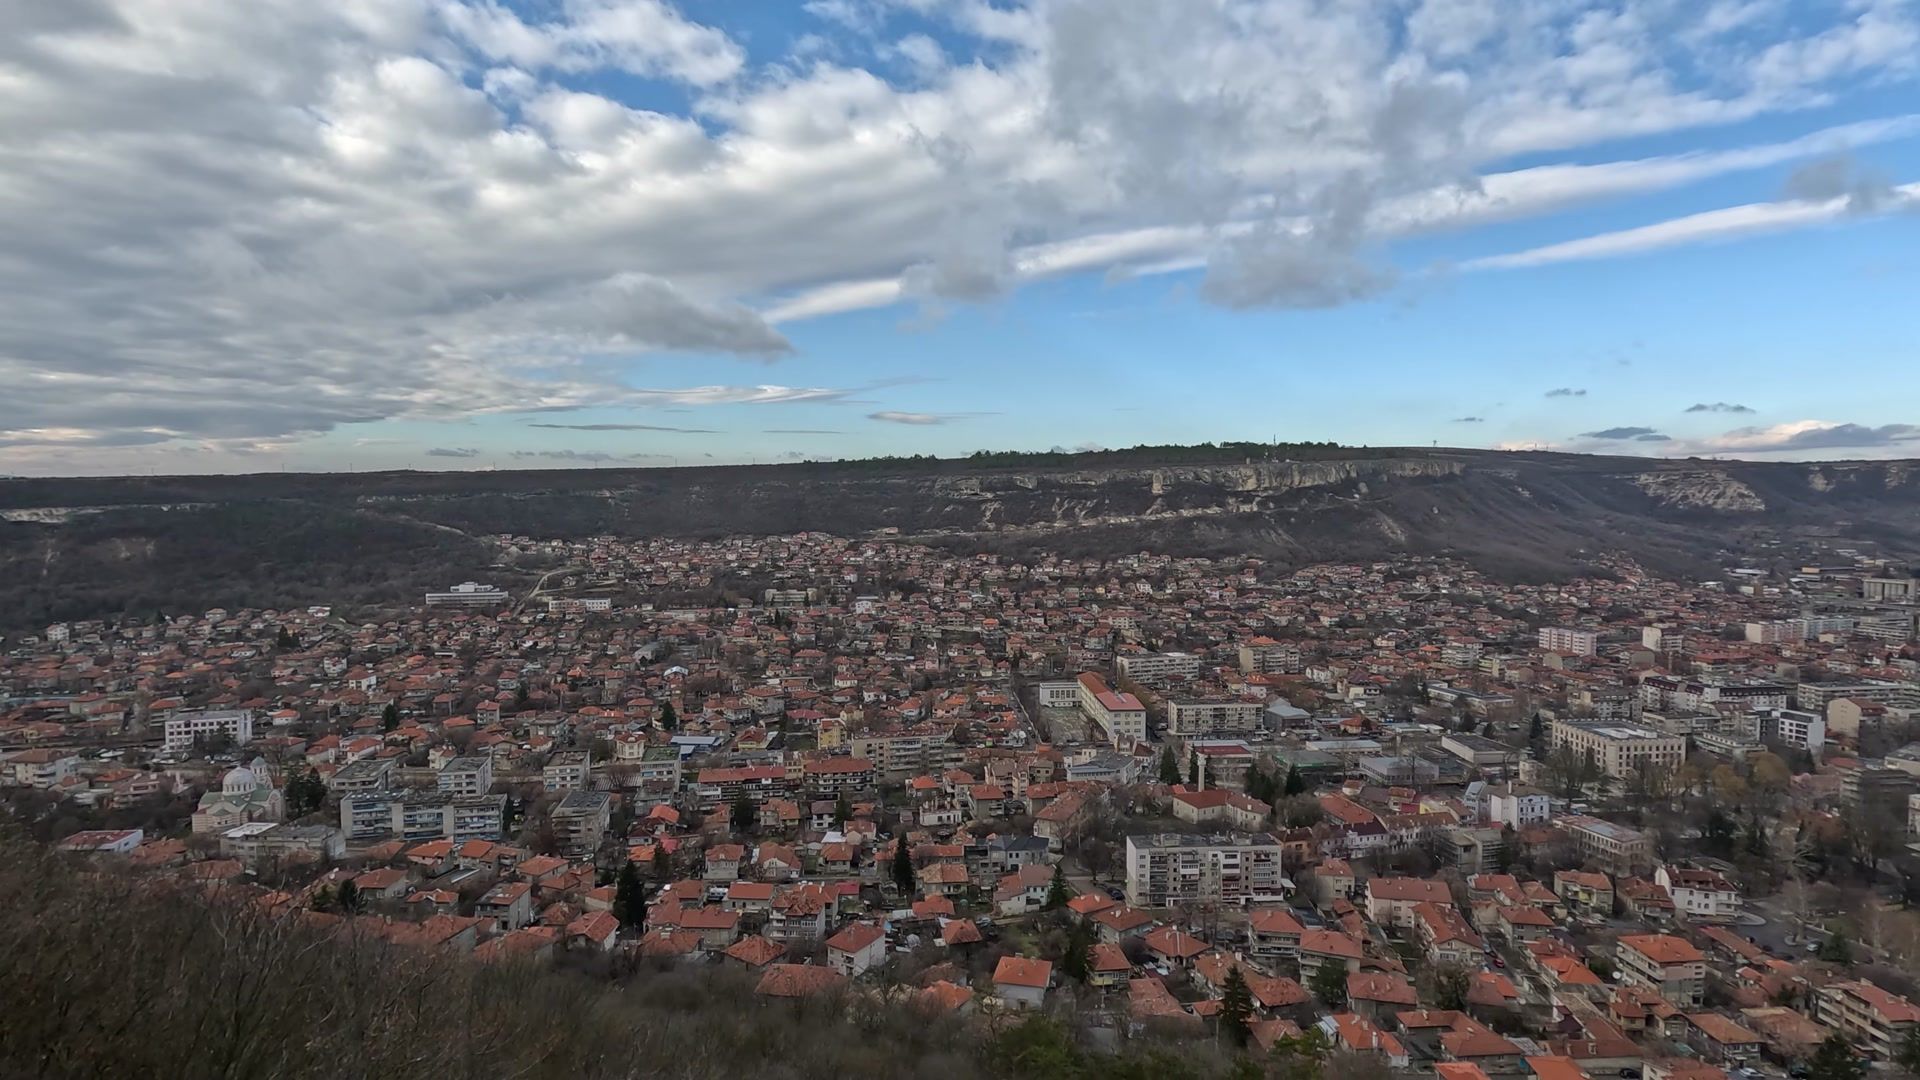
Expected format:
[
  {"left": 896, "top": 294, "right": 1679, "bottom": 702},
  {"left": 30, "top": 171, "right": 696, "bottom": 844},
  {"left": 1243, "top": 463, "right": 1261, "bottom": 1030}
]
[{"left": 3, "top": 0, "right": 1919, "bottom": 476}]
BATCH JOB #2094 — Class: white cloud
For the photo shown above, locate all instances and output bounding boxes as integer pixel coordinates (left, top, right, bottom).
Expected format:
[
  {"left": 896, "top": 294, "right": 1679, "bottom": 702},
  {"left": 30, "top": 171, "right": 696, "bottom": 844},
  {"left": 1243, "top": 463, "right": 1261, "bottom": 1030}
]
[
  {"left": 1465, "top": 181, "right": 1919, "bottom": 269},
  {"left": 4, "top": 0, "right": 1920, "bottom": 465}
]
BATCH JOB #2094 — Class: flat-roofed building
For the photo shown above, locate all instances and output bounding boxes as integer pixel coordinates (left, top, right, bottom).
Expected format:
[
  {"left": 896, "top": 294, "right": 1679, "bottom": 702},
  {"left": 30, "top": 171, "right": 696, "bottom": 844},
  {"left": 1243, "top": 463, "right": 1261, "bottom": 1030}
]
[
  {"left": 1124, "top": 832, "right": 1285, "bottom": 908},
  {"left": 1115, "top": 651, "right": 1200, "bottom": 687},
  {"left": 1549, "top": 720, "right": 1685, "bottom": 779},
  {"left": 1539, "top": 627, "right": 1599, "bottom": 656},
  {"left": 1561, "top": 815, "right": 1655, "bottom": 875},
  {"left": 423, "top": 581, "right": 510, "bottom": 607}
]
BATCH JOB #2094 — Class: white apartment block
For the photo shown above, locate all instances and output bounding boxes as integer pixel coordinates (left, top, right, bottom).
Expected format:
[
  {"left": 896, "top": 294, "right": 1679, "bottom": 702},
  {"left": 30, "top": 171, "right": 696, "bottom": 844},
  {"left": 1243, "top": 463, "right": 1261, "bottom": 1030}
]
[
  {"left": 1538, "top": 626, "right": 1599, "bottom": 656},
  {"left": 1124, "top": 832, "right": 1285, "bottom": 908},
  {"left": 1115, "top": 651, "right": 1200, "bottom": 687},
  {"left": 163, "top": 709, "right": 256, "bottom": 751},
  {"left": 1166, "top": 699, "right": 1262, "bottom": 737},
  {"left": 1548, "top": 720, "right": 1685, "bottom": 779}
]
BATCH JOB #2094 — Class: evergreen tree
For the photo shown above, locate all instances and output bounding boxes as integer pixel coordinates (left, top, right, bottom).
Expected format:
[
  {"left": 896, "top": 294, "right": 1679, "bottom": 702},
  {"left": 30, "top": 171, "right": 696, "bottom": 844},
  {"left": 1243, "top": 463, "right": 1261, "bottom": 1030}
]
[
  {"left": 892, "top": 838, "right": 915, "bottom": 896},
  {"left": 1529, "top": 713, "right": 1544, "bottom": 742},
  {"left": 612, "top": 862, "right": 644, "bottom": 930},
  {"left": 1188, "top": 747, "right": 1201, "bottom": 787},
  {"left": 834, "top": 791, "right": 851, "bottom": 827},
  {"left": 275, "top": 625, "right": 298, "bottom": 650},
  {"left": 1045, "top": 863, "right": 1070, "bottom": 910},
  {"left": 1808, "top": 1034, "right": 1863, "bottom": 1080},
  {"left": 1158, "top": 746, "right": 1181, "bottom": 785},
  {"left": 1310, "top": 960, "right": 1348, "bottom": 1010},
  {"left": 1061, "top": 920, "right": 1092, "bottom": 981},
  {"left": 381, "top": 702, "right": 399, "bottom": 732},
  {"left": 1817, "top": 930, "right": 1853, "bottom": 964},
  {"left": 336, "top": 879, "right": 362, "bottom": 914},
  {"left": 658, "top": 701, "right": 678, "bottom": 731},
  {"left": 731, "top": 793, "right": 755, "bottom": 833},
  {"left": 1220, "top": 966, "right": 1255, "bottom": 1047},
  {"left": 1283, "top": 763, "right": 1306, "bottom": 796}
]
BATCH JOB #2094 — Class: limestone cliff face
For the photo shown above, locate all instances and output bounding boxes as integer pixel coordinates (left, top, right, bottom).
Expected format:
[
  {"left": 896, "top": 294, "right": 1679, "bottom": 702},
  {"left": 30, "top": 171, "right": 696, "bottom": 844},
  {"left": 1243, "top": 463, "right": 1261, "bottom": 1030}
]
[
  {"left": 917, "top": 458, "right": 1463, "bottom": 532},
  {"left": 1631, "top": 470, "right": 1766, "bottom": 512}
]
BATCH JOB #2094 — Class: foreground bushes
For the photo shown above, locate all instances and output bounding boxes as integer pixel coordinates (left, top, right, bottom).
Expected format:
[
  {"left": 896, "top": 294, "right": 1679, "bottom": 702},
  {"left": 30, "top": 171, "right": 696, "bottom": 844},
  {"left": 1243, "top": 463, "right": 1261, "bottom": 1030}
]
[{"left": 0, "top": 837, "right": 1292, "bottom": 1080}]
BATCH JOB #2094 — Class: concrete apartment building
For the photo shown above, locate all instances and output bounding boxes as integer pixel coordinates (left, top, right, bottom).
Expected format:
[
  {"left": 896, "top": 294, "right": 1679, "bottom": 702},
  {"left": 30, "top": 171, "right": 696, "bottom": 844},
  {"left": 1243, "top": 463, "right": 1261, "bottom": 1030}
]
[
  {"left": 340, "top": 790, "right": 506, "bottom": 844},
  {"left": 542, "top": 750, "right": 592, "bottom": 792},
  {"left": 437, "top": 755, "right": 494, "bottom": 797},
  {"left": 1115, "top": 651, "right": 1200, "bottom": 686},
  {"left": 1815, "top": 981, "right": 1920, "bottom": 1060},
  {"left": 1538, "top": 626, "right": 1599, "bottom": 656},
  {"left": 1238, "top": 638, "right": 1301, "bottom": 674},
  {"left": 1618, "top": 934, "right": 1706, "bottom": 1007},
  {"left": 1124, "top": 832, "right": 1285, "bottom": 908},
  {"left": 162, "top": 709, "right": 255, "bottom": 752},
  {"left": 1560, "top": 815, "right": 1655, "bottom": 875},
  {"left": 1548, "top": 720, "right": 1686, "bottom": 779},
  {"left": 1166, "top": 698, "right": 1262, "bottom": 737},
  {"left": 550, "top": 790, "right": 613, "bottom": 856}
]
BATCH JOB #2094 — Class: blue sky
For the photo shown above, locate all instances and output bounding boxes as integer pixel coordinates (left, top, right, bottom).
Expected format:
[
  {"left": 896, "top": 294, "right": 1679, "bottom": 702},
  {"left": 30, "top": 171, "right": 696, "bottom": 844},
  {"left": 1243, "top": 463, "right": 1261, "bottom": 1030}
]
[{"left": 4, "top": 0, "right": 1919, "bottom": 474}]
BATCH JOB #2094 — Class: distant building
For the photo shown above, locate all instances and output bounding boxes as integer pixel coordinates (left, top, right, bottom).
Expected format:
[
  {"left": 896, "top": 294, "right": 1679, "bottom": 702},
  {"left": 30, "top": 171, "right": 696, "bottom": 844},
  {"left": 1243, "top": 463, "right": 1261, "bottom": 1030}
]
[
  {"left": 1115, "top": 651, "right": 1200, "bottom": 687},
  {"left": 1538, "top": 627, "right": 1598, "bottom": 656},
  {"left": 1560, "top": 815, "right": 1654, "bottom": 875},
  {"left": 1548, "top": 720, "right": 1685, "bottom": 779},
  {"left": 550, "top": 790, "right": 613, "bottom": 856},
  {"left": 1076, "top": 673, "right": 1146, "bottom": 747},
  {"left": 424, "top": 581, "right": 509, "bottom": 607},
  {"left": 438, "top": 756, "right": 494, "bottom": 798},
  {"left": 543, "top": 750, "right": 592, "bottom": 792},
  {"left": 163, "top": 709, "right": 255, "bottom": 752}
]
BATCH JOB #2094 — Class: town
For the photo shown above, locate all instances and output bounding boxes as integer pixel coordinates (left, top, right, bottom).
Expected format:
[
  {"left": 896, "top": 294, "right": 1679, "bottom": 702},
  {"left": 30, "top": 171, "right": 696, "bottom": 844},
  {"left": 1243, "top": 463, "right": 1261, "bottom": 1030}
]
[{"left": 6, "top": 532, "right": 1920, "bottom": 1080}]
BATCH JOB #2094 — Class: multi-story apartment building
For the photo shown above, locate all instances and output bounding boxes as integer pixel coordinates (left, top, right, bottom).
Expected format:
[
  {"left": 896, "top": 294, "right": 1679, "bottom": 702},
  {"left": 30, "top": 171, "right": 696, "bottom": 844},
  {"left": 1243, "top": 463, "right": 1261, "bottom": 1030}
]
[
  {"left": 437, "top": 755, "right": 494, "bottom": 797},
  {"left": 1165, "top": 698, "right": 1262, "bottom": 737},
  {"left": 1815, "top": 981, "right": 1920, "bottom": 1059},
  {"left": 848, "top": 725, "right": 956, "bottom": 780},
  {"left": 339, "top": 791, "right": 506, "bottom": 844},
  {"left": 1115, "top": 651, "right": 1200, "bottom": 687},
  {"left": 1238, "top": 638, "right": 1301, "bottom": 675},
  {"left": 1548, "top": 720, "right": 1686, "bottom": 779},
  {"left": 1618, "top": 934, "right": 1706, "bottom": 1007},
  {"left": 1538, "top": 626, "right": 1599, "bottom": 656},
  {"left": 1, "top": 748, "right": 81, "bottom": 788},
  {"left": 1077, "top": 673, "right": 1147, "bottom": 747},
  {"left": 327, "top": 758, "right": 395, "bottom": 795},
  {"left": 1560, "top": 815, "right": 1655, "bottom": 875},
  {"left": 1745, "top": 709, "right": 1827, "bottom": 753},
  {"left": 802, "top": 756, "right": 876, "bottom": 800},
  {"left": 692, "top": 764, "right": 794, "bottom": 810},
  {"left": 542, "top": 750, "right": 592, "bottom": 792},
  {"left": 1124, "top": 832, "right": 1285, "bottom": 908},
  {"left": 163, "top": 709, "right": 255, "bottom": 751},
  {"left": 549, "top": 790, "right": 612, "bottom": 856}
]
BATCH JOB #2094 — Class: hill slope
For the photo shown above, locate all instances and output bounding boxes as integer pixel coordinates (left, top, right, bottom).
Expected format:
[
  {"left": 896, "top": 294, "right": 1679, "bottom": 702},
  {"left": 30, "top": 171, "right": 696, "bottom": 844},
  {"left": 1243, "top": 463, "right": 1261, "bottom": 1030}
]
[{"left": 4, "top": 448, "right": 1916, "bottom": 628}]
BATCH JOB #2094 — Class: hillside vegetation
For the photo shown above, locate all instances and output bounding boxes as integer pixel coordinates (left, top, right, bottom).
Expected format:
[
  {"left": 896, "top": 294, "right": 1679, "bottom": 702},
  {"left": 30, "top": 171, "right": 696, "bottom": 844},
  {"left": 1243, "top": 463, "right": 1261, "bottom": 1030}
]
[
  {"left": 0, "top": 837, "right": 1281, "bottom": 1080},
  {"left": 3, "top": 447, "right": 1917, "bottom": 629}
]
